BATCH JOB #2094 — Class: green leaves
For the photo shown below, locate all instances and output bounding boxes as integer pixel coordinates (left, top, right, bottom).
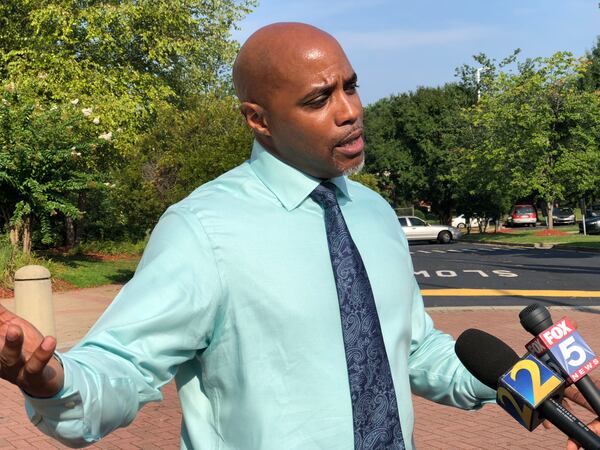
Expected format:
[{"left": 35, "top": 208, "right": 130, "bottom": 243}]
[
  {"left": 365, "top": 84, "right": 472, "bottom": 222},
  {"left": 466, "top": 52, "right": 600, "bottom": 227},
  {"left": 0, "top": 0, "right": 256, "bottom": 249},
  {"left": 0, "top": 86, "right": 115, "bottom": 247}
]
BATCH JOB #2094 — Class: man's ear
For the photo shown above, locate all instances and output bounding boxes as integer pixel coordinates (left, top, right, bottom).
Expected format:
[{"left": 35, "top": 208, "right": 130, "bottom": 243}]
[{"left": 240, "top": 102, "right": 271, "bottom": 137}]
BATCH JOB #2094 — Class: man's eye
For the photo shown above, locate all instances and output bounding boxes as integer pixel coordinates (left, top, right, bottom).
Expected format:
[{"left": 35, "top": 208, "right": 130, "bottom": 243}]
[
  {"left": 309, "top": 96, "right": 328, "bottom": 108},
  {"left": 346, "top": 83, "right": 359, "bottom": 93}
]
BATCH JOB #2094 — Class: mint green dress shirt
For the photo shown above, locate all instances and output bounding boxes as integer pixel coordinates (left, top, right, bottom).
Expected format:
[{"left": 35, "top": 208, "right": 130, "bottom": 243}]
[{"left": 25, "top": 141, "right": 494, "bottom": 449}]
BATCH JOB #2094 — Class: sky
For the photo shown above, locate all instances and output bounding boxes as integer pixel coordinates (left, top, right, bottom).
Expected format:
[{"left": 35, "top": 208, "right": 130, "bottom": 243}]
[{"left": 231, "top": 0, "right": 600, "bottom": 105}]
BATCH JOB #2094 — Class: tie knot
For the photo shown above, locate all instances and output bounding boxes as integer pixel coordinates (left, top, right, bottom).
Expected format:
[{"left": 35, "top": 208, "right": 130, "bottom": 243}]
[{"left": 310, "top": 182, "right": 339, "bottom": 209}]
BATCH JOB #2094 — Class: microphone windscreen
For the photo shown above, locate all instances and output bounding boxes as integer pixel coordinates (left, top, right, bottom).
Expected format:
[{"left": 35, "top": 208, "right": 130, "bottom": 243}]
[
  {"left": 455, "top": 328, "right": 520, "bottom": 390},
  {"left": 519, "top": 303, "right": 553, "bottom": 335}
]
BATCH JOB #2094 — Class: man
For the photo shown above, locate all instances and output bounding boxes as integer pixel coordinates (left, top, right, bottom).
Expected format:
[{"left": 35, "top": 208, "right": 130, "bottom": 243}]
[{"left": 0, "top": 23, "right": 597, "bottom": 450}]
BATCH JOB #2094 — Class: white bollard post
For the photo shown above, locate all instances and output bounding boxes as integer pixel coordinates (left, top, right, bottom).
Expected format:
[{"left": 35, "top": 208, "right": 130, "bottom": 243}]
[{"left": 14, "top": 265, "right": 56, "bottom": 339}]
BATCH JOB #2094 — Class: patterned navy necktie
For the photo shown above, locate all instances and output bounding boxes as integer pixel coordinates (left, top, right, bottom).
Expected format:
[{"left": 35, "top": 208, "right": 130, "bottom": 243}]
[{"left": 310, "top": 182, "right": 405, "bottom": 450}]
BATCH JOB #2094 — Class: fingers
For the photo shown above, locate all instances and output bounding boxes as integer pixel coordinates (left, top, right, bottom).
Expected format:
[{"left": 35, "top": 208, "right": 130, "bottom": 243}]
[
  {"left": 546, "top": 399, "right": 575, "bottom": 431},
  {"left": 0, "top": 324, "right": 25, "bottom": 381},
  {"left": 18, "top": 336, "right": 63, "bottom": 398},
  {"left": 2, "top": 324, "right": 24, "bottom": 365},
  {"left": 23, "top": 336, "right": 56, "bottom": 378},
  {"left": 566, "top": 419, "right": 600, "bottom": 450},
  {"left": 566, "top": 438, "right": 579, "bottom": 450},
  {"left": 565, "top": 385, "right": 594, "bottom": 413}
]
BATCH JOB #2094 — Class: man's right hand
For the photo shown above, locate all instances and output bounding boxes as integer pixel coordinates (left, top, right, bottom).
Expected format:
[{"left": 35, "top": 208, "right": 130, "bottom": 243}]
[{"left": 0, "top": 305, "right": 64, "bottom": 398}]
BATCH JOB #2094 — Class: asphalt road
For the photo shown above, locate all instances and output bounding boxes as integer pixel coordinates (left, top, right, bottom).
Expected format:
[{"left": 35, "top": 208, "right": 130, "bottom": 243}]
[{"left": 409, "top": 241, "right": 600, "bottom": 307}]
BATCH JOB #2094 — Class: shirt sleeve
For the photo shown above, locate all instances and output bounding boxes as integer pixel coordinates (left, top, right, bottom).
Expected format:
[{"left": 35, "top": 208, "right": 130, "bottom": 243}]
[
  {"left": 24, "top": 204, "right": 224, "bottom": 447},
  {"left": 406, "top": 258, "right": 496, "bottom": 409}
]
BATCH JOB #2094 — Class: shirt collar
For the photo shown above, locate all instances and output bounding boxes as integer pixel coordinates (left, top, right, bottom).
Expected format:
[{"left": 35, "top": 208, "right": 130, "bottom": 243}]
[{"left": 249, "top": 140, "right": 351, "bottom": 211}]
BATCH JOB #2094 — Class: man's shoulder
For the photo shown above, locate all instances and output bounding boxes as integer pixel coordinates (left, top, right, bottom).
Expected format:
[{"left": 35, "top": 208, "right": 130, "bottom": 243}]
[{"left": 171, "top": 161, "right": 256, "bottom": 214}]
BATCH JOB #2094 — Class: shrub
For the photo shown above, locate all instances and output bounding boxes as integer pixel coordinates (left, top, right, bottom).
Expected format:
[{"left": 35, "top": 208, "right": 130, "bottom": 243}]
[{"left": 0, "top": 234, "right": 55, "bottom": 289}]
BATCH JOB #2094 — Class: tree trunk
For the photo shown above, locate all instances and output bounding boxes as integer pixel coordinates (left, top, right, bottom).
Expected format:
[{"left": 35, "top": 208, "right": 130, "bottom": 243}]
[
  {"left": 9, "top": 225, "right": 19, "bottom": 247},
  {"left": 546, "top": 201, "right": 554, "bottom": 230},
  {"left": 75, "top": 191, "right": 86, "bottom": 244},
  {"left": 65, "top": 216, "right": 75, "bottom": 248},
  {"left": 22, "top": 215, "right": 32, "bottom": 255}
]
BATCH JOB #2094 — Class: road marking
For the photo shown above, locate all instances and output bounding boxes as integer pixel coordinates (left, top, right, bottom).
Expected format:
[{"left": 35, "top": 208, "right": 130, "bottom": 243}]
[
  {"left": 420, "top": 289, "right": 600, "bottom": 297},
  {"left": 415, "top": 269, "right": 518, "bottom": 278},
  {"left": 417, "top": 250, "right": 431, "bottom": 254},
  {"left": 446, "top": 249, "right": 461, "bottom": 252},
  {"left": 478, "top": 248, "right": 495, "bottom": 251},
  {"left": 431, "top": 250, "right": 446, "bottom": 253}
]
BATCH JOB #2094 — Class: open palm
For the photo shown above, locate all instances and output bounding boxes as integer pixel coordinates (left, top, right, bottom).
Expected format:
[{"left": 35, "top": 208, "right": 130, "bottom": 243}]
[{"left": 0, "top": 305, "right": 64, "bottom": 398}]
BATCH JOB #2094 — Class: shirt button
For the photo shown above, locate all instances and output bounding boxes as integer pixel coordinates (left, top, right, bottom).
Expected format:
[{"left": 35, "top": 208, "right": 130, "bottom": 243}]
[{"left": 65, "top": 401, "right": 76, "bottom": 408}]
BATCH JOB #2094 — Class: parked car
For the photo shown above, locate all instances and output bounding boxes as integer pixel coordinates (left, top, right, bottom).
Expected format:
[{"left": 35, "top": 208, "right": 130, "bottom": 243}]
[
  {"left": 579, "top": 215, "right": 600, "bottom": 235},
  {"left": 552, "top": 207, "right": 576, "bottom": 226},
  {"left": 585, "top": 205, "right": 600, "bottom": 218},
  {"left": 506, "top": 204, "right": 537, "bottom": 227},
  {"left": 451, "top": 214, "right": 493, "bottom": 229},
  {"left": 398, "top": 216, "right": 462, "bottom": 243},
  {"left": 451, "top": 214, "right": 478, "bottom": 229}
]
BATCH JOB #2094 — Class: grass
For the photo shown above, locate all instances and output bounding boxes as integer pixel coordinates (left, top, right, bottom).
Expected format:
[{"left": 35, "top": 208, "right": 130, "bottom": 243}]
[
  {"left": 462, "top": 225, "right": 600, "bottom": 248},
  {"left": 1, "top": 237, "right": 143, "bottom": 292},
  {"left": 68, "top": 239, "right": 148, "bottom": 256},
  {"left": 49, "top": 254, "right": 140, "bottom": 288}
]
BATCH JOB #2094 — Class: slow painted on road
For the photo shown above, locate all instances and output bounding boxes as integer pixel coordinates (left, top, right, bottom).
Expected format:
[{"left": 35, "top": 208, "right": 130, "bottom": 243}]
[{"left": 409, "top": 242, "right": 600, "bottom": 307}]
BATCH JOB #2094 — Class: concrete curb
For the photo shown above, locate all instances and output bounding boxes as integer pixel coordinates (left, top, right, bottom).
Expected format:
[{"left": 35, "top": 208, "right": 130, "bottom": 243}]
[
  {"left": 463, "top": 239, "right": 600, "bottom": 253},
  {"left": 426, "top": 305, "right": 600, "bottom": 312}
]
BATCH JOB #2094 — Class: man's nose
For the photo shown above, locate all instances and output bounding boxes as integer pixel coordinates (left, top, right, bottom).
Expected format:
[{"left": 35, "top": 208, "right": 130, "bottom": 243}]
[{"left": 334, "top": 91, "right": 362, "bottom": 127}]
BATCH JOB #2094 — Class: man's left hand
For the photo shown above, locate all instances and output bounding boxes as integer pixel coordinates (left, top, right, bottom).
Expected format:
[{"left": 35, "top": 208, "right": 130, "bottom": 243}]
[
  {"left": 563, "top": 376, "right": 600, "bottom": 449},
  {"left": 566, "top": 418, "right": 600, "bottom": 450}
]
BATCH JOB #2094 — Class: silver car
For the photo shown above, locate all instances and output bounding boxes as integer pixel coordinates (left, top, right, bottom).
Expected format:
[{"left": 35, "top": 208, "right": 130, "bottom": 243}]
[{"left": 398, "top": 216, "right": 462, "bottom": 244}]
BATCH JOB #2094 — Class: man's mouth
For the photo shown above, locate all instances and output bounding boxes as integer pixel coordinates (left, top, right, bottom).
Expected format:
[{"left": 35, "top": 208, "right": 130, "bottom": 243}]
[{"left": 334, "top": 129, "right": 364, "bottom": 156}]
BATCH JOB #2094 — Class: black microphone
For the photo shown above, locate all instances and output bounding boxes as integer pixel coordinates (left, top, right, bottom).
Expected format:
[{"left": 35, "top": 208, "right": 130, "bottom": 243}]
[
  {"left": 456, "top": 328, "right": 600, "bottom": 450},
  {"left": 520, "top": 303, "right": 600, "bottom": 417}
]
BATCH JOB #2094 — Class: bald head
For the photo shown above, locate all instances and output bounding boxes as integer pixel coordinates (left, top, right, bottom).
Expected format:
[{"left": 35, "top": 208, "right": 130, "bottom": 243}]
[
  {"left": 233, "top": 22, "right": 364, "bottom": 180},
  {"left": 233, "top": 23, "right": 343, "bottom": 105}
]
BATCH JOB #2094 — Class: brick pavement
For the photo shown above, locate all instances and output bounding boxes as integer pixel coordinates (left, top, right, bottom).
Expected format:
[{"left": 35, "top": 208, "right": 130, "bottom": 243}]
[{"left": 1, "top": 286, "right": 599, "bottom": 449}]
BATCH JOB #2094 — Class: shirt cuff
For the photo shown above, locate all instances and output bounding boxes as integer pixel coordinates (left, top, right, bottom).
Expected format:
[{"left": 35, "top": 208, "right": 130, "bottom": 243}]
[
  {"left": 472, "top": 378, "right": 497, "bottom": 405},
  {"left": 24, "top": 351, "right": 84, "bottom": 423}
]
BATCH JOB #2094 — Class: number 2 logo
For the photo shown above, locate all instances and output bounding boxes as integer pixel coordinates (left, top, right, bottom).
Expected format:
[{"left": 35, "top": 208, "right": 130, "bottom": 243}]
[{"left": 509, "top": 359, "right": 561, "bottom": 405}]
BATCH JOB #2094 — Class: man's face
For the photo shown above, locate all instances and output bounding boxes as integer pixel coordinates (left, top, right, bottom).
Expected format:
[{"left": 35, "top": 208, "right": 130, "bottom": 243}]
[{"left": 262, "top": 44, "right": 364, "bottom": 179}]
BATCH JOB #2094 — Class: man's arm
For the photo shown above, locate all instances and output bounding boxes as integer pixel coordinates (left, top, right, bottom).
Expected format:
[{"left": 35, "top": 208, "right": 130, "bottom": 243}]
[
  {"left": 14, "top": 204, "right": 222, "bottom": 447},
  {"left": 406, "top": 273, "right": 495, "bottom": 409}
]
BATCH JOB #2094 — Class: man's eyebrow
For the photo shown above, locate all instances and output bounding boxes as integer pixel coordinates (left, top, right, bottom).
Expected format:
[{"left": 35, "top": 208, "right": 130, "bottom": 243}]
[
  {"left": 300, "top": 72, "right": 358, "bottom": 103},
  {"left": 344, "top": 73, "right": 358, "bottom": 86},
  {"left": 300, "top": 83, "right": 334, "bottom": 103}
]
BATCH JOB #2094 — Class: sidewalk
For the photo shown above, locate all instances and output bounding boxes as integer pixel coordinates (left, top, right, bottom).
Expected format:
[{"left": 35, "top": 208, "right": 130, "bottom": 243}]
[{"left": 1, "top": 286, "right": 599, "bottom": 449}]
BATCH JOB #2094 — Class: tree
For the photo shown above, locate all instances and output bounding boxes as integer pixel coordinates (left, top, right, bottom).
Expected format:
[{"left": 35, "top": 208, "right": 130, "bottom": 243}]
[
  {"left": 455, "top": 49, "right": 521, "bottom": 103},
  {"left": 364, "top": 97, "right": 424, "bottom": 206},
  {"left": 0, "top": 86, "right": 115, "bottom": 254},
  {"left": 469, "top": 52, "right": 600, "bottom": 228},
  {"left": 580, "top": 36, "right": 600, "bottom": 92},
  {"left": 365, "top": 84, "right": 472, "bottom": 224},
  {"left": 106, "top": 94, "right": 253, "bottom": 237},
  {"left": 0, "top": 0, "right": 256, "bottom": 246}
]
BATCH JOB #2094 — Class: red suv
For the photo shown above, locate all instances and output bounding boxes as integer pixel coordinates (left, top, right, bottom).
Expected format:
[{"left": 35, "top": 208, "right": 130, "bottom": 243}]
[{"left": 506, "top": 204, "right": 537, "bottom": 227}]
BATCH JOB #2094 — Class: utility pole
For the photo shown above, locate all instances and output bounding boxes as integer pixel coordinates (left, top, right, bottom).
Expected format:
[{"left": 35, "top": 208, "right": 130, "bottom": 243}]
[{"left": 476, "top": 67, "right": 489, "bottom": 102}]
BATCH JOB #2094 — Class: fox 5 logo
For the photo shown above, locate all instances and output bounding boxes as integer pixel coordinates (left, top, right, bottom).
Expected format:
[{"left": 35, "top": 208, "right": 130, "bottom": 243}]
[{"left": 547, "top": 331, "right": 599, "bottom": 381}]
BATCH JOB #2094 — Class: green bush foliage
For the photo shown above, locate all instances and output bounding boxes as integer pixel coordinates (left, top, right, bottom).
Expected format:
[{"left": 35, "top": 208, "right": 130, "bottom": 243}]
[{"left": 0, "top": 234, "right": 56, "bottom": 289}]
